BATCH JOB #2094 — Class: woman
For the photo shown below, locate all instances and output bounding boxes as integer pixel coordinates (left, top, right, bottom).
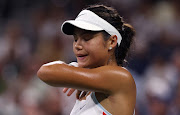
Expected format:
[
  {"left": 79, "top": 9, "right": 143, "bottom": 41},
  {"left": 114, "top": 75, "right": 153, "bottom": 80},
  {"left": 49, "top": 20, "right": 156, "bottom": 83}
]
[{"left": 37, "top": 4, "right": 136, "bottom": 115}]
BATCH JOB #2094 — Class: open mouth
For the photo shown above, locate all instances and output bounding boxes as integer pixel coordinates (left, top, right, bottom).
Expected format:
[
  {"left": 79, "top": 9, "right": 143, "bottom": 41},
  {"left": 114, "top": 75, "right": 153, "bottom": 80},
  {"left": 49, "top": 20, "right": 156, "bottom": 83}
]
[{"left": 77, "top": 55, "right": 88, "bottom": 61}]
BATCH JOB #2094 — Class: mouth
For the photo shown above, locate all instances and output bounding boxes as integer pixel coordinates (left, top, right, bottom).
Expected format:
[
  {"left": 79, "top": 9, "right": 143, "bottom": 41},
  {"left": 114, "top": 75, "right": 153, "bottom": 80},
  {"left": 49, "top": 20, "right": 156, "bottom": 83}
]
[{"left": 76, "top": 54, "right": 88, "bottom": 61}]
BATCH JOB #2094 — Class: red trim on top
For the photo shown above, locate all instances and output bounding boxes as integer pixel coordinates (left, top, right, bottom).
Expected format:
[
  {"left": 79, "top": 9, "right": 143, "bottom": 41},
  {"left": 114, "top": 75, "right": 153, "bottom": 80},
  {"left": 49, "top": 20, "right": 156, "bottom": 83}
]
[{"left": 103, "top": 112, "right": 107, "bottom": 115}]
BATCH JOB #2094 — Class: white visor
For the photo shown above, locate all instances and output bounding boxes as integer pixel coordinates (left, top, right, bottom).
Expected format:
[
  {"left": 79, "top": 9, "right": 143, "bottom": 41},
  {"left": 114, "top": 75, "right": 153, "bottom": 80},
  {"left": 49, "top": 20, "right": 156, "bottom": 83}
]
[{"left": 61, "top": 10, "right": 122, "bottom": 46}]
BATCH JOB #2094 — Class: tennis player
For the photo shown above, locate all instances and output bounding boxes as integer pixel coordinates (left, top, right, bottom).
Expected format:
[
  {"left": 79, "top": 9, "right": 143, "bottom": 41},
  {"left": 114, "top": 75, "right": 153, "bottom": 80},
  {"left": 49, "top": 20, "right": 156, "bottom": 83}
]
[{"left": 37, "top": 4, "right": 136, "bottom": 115}]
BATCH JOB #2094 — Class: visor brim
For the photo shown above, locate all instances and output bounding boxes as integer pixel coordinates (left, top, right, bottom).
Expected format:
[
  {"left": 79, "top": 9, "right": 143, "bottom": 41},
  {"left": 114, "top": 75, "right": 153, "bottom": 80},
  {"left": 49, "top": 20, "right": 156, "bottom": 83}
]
[{"left": 61, "top": 20, "right": 103, "bottom": 35}]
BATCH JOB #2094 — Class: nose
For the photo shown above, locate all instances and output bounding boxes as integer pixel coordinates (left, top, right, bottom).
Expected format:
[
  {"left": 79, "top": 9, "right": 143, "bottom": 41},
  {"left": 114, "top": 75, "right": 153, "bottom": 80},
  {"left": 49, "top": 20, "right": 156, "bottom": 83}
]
[{"left": 74, "top": 39, "right": 83, "bottom": 50}]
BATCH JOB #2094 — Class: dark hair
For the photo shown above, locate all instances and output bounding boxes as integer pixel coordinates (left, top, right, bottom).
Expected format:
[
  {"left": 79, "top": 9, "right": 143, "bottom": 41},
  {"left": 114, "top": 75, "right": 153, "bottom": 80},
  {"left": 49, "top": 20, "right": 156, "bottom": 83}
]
[{"left": 85, "top": 4, "right": 135, "bottom": 66}]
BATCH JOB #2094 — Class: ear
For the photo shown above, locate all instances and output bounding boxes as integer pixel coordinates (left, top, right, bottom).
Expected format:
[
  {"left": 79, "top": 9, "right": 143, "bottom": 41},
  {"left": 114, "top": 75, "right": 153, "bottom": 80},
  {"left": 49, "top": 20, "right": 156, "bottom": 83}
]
[{"left": 107, "top": 35, "right": 118, "bottom": 50}]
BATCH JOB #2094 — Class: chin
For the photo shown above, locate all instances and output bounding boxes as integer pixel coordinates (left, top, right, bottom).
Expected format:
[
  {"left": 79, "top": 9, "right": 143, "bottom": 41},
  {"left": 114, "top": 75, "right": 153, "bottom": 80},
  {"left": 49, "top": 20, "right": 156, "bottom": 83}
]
[
  {"left": 78, "top": 63, "right": 91, "bottom": 68},
  {"left": 79, "top": 64, "right": 89, "bottom": 68},
  {"left": 77, "top": 63, "right": 86, "bottom": 68}
]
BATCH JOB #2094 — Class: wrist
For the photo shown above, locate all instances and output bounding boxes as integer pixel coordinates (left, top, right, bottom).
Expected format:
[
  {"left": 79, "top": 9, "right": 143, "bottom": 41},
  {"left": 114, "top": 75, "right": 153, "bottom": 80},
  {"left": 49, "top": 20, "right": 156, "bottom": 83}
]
[
  {"left": 43, "top": 61, "right": 66, "bottom": 66},
  {"left": 68, "top": 62, "right": 78, "bottom": 67}
]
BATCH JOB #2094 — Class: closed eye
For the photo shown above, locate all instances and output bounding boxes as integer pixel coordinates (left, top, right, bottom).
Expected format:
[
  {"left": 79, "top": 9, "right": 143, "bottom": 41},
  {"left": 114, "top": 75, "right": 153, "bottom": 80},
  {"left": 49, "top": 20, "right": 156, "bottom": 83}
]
[
  {"left": 73, "top": 35, "right": 78, "bottom": 42},
  {"left": 83, "top": 36, "right": 92, "bottom": 41}
]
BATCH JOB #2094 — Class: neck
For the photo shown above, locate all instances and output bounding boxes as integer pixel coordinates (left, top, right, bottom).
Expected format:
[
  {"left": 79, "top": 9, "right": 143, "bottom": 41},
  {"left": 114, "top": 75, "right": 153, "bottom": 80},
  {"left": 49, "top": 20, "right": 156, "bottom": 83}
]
[{"left": 107, "top": 54, "right": 118, "bottom": 66}]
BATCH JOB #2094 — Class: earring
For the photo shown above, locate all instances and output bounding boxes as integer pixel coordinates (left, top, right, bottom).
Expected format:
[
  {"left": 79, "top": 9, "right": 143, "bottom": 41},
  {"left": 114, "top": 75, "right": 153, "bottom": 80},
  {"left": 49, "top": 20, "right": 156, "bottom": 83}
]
[{"left": 109, "top": 47, "right": 112, "bottom": 50}]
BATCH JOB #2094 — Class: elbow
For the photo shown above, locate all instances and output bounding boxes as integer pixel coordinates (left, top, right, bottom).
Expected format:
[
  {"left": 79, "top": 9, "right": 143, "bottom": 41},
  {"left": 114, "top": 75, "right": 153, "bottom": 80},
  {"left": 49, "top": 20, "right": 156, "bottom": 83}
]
[
  {"left": 37, "top": 63, "right": 66, "bottom": 87},
  {"left": 37, "top": 65, "right": 49, "bottom": 82},
  {"left": 37, "top": 64, "right": 61, "bottom": 86}
]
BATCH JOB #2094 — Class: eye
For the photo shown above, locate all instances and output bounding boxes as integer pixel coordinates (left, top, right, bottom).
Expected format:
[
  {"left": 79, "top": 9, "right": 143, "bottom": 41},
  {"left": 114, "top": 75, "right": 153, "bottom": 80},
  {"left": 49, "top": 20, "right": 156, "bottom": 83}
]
[
  {"left": 73, "top": 35, "right": 78, "bottom": 42},
  {"left": 82, "top": 34, "right": 93, "bottom": 41},
  {"left": 83, "top": 37, "right": 91, "bottom": 41}
]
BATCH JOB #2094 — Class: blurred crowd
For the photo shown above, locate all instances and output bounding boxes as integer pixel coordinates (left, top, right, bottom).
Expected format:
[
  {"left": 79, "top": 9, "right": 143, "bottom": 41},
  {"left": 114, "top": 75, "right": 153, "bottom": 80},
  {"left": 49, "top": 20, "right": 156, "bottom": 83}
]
[{"left": 0, "top": 0, "right": 179, "bottom": 115}]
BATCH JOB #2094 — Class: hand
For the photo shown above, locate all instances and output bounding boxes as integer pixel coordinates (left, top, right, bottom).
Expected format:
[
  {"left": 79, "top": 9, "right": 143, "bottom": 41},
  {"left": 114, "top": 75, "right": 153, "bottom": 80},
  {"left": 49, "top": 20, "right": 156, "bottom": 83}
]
[
  {"left": 76, "top": 90, "right": 89, "bottom": 100},
  {"left": 63, "top": 88, "right": 90, "bottom": 100},
  {"left": 63, "top": 88, "right": 76, "bottom": 96}
]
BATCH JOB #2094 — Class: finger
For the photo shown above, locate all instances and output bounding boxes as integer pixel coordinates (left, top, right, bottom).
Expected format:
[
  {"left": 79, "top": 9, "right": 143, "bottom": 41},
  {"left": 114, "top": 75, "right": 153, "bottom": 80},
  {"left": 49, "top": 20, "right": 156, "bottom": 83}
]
[
  {"left": 67, "top": 88, "right": 76, "bottom": 96},
  {"left": 76, "top": 90, "right": 82, "bottom": 99},
  {"left": 63, "top": 88, "right": 69, "bottom": 93},
  {"left": 79, "top": 91, "right": 88, "bottom": 99}
]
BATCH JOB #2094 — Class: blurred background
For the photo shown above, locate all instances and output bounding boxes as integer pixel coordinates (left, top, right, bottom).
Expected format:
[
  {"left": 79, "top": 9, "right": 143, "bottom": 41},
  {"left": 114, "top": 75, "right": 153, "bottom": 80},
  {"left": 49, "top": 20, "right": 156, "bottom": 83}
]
[{"left": 0, "top": 0, "right": 179, "bottom": 115}]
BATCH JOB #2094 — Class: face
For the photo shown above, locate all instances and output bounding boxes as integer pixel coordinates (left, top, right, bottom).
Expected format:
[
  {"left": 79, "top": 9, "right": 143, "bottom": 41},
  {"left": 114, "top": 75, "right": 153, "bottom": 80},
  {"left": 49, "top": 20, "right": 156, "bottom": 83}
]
[{"left": 73, "top": 28, "right": 110, "bottom": 68}]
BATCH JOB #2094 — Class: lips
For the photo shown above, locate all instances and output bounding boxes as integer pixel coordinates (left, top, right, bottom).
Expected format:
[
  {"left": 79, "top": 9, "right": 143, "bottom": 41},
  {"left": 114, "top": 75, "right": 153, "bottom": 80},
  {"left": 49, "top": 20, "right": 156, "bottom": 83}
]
[{"left": 76, "top": 54, "right": 88, "bottom": 61}]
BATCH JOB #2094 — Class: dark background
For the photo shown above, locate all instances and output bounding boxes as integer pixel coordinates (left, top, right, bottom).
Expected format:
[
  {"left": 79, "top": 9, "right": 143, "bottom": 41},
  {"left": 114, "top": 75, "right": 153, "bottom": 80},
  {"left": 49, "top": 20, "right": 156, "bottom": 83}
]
[{"left": 0, "top": 0, "right": 179, "bottom": 115}]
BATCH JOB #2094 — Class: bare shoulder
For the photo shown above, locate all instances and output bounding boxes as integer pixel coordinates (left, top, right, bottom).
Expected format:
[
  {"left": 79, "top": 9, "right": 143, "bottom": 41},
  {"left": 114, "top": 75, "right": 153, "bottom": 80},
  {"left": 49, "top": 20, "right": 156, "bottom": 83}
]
[
  {"left": 93, "top": 65, "right": 136, "bottom": 93},
  {"left": 94, "top": 66, "right": 136, "bottom": 114},
  {"left": 95, "top": 65, "right": 134, "bottom": 82}
]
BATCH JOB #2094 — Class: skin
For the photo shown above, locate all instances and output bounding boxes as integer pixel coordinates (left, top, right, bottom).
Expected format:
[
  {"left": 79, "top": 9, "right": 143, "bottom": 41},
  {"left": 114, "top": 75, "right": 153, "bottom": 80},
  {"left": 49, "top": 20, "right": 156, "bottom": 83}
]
[{"left": 37, "top": 28, "right": 136, "bottom": 115}]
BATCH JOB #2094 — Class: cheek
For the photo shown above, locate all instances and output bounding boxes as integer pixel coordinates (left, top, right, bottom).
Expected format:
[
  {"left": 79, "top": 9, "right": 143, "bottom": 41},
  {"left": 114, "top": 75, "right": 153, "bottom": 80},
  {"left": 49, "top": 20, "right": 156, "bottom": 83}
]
[
  {"left": 89, "top": 40, "right": 108, "bottom": 57},
  {"left": 89, "top": 46, "right": 108, "bottom": 62},
  {"left": 90, "top": 52, "right": 108, "bottom": 67}
]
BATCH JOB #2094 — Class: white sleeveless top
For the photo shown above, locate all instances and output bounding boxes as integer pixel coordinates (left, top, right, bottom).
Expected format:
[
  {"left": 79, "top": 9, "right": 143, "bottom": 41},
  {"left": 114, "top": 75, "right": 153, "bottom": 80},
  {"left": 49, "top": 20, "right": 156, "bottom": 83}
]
[
  {"left": 70, "top": 92, "right": 135, "bottom": 115},
  {"left": 70, "top": 92, "right": 112, "bottom": 115}
]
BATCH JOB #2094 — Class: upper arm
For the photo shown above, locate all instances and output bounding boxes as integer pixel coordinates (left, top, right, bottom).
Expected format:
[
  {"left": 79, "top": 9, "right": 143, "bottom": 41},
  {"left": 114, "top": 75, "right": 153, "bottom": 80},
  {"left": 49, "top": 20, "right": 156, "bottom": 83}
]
[{"left": 37, "top": 63, "right": 135, "bottom": 94}]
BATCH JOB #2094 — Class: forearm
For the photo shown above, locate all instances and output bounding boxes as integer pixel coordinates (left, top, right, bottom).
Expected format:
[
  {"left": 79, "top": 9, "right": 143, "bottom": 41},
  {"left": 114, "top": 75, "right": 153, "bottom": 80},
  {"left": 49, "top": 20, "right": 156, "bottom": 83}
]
[
  {"left": 37, "top": 61, "right": 129, "bottom": 94},
  {"left": 37, "top": 61, "right": 98, "bottom": 92},
  {"left": 37, "top": 61, "right": 71, "bottom": 86},
  {"left": 37, "top": 61, "right": 89, "bottom": 89}
]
